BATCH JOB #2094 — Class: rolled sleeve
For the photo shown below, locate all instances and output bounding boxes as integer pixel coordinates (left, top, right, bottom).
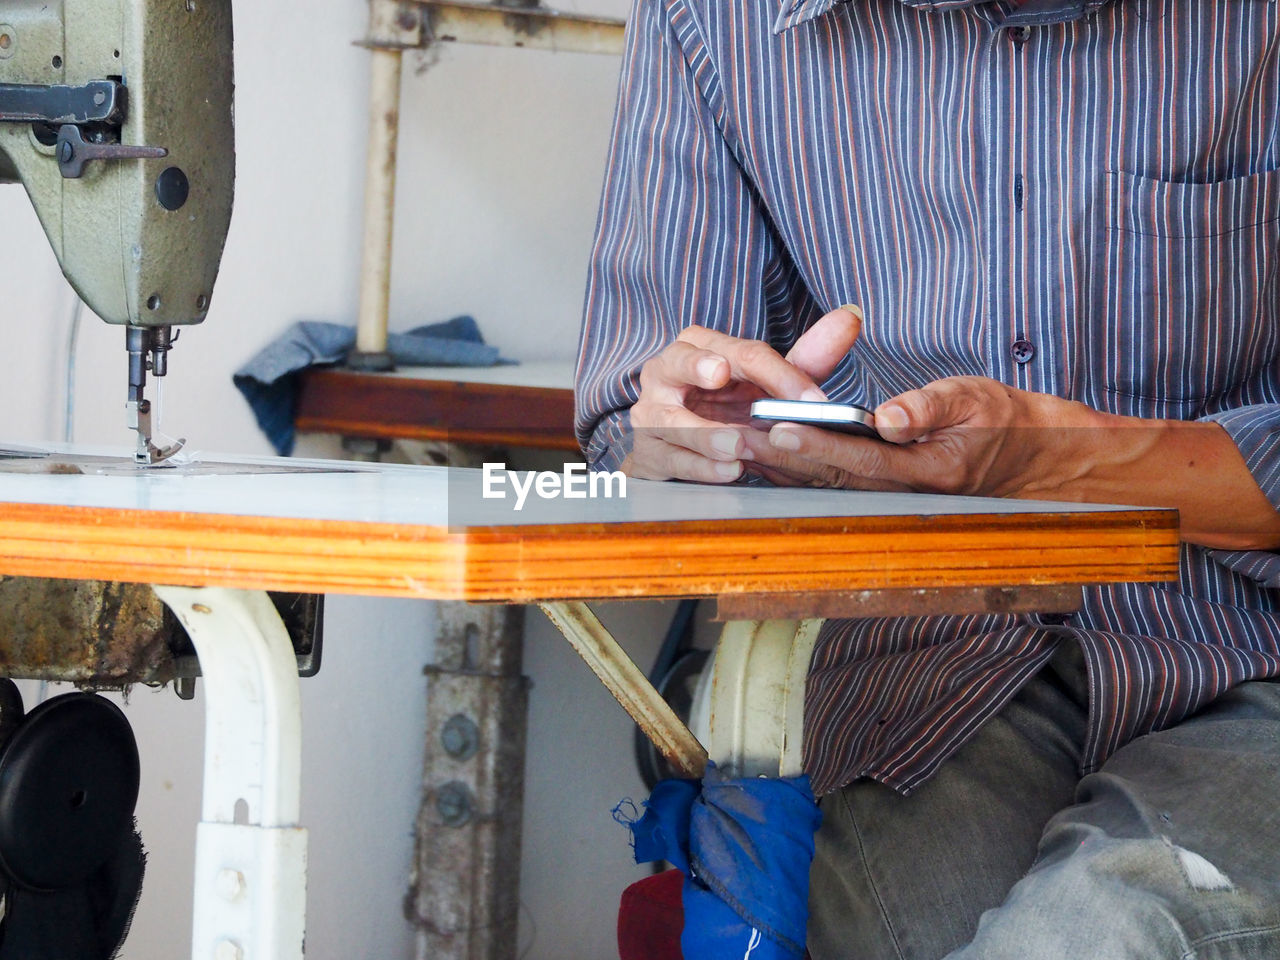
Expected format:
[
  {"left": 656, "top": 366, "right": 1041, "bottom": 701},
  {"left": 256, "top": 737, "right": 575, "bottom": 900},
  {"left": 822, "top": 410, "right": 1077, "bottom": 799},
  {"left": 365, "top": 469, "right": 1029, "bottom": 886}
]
[
  {"left": 573, "top": 0, "right": 822, "bottom": 468},
  {"left": 1201, "top": 403, "right": 1280, "bottom": 587}
]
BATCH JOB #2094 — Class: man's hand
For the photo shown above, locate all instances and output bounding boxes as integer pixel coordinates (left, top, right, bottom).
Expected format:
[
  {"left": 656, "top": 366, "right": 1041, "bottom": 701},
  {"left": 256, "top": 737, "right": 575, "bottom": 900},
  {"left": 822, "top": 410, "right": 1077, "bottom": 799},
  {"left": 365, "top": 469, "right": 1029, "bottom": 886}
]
[
  {"left": 760, "top": 375, "right": 1280, "bottom": 550},
  {"left": 621, "top": 306, "right": 861, "bottom": 482},
  {"left": 759, "top": 376, "right": 1091, "bottom": 497}
]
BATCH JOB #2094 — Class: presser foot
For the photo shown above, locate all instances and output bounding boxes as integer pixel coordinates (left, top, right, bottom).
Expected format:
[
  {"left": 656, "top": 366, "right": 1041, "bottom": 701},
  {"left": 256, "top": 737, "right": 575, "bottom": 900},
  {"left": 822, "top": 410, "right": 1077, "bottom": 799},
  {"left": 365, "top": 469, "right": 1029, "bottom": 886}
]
[{"left": 126, "top": 398, "right": 185, "bottom": 466}]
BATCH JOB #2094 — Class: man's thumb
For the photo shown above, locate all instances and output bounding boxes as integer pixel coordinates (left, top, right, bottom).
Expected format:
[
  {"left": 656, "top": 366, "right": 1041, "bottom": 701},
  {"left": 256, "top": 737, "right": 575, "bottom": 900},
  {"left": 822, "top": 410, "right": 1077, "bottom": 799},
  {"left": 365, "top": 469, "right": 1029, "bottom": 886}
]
[{"left": 785, "top": 304, "right": 863, "bottom": 382}]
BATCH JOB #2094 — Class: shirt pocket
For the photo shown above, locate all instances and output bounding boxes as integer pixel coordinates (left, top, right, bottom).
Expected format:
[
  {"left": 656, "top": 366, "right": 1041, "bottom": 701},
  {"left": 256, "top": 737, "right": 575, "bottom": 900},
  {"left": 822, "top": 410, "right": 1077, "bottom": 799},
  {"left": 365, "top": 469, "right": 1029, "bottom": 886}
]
[{"left": 1089, "top": 167, "right": 1280, "bottom": 411}]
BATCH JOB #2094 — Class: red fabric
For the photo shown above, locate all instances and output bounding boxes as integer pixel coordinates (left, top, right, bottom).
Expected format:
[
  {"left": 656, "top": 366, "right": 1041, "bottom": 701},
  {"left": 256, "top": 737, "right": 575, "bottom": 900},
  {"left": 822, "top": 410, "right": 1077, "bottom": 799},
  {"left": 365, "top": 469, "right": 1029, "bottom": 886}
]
[
  {"left": 618, "top": 869, "right": 684, "bottom": 960},
  {"left": 618, "top": 870, "right": 814, "bottom": 960}
]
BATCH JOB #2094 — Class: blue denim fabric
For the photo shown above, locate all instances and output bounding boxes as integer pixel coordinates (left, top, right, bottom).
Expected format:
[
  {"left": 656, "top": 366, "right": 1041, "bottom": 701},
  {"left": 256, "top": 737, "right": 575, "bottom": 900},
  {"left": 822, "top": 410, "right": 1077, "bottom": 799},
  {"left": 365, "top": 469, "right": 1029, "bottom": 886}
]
[{"left": 809, "top": 646, "right": 1280, "bottom": 959}]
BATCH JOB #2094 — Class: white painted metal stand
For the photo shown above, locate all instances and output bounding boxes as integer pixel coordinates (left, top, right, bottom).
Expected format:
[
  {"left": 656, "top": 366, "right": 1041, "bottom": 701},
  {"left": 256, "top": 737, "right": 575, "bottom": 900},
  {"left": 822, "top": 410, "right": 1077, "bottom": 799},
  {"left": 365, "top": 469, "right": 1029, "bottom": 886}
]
[
  {"left": 699, "top": 619, "right": 822, "bottom": 778},
  {"left": 154, "top": 586, "right": 308, "bottom": 960}
]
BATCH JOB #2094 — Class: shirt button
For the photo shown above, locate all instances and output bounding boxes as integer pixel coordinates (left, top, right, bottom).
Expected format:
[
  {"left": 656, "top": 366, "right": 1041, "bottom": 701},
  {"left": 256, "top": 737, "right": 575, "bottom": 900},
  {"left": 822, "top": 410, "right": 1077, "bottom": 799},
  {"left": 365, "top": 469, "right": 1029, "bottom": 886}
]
[
  {"left": 1011, "top": 339, "right": 1035, "bottom": 364},
  {"left": 1010, "top": 25, "right": 1030, "bottom": 45}
]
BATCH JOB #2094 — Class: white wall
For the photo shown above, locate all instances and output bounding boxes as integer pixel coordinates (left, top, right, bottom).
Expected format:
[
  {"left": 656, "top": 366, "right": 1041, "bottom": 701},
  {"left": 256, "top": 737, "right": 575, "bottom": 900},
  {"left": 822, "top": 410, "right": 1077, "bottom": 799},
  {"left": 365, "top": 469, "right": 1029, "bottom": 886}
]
[{"left": 0, "top": 0, "right": 666, "bottom": 956}]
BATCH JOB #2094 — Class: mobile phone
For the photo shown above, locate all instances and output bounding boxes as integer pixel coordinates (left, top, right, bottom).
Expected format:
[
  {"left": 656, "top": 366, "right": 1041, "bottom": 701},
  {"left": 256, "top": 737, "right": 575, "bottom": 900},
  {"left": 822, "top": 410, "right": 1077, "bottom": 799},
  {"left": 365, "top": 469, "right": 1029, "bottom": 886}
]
[{"left": 749, "top": 399, "right": 880, "bottom": 439}]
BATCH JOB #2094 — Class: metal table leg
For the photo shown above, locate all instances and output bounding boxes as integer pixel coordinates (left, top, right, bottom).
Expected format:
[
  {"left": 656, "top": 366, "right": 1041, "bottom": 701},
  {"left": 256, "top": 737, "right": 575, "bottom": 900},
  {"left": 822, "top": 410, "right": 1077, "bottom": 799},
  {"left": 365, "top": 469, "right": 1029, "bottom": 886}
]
[
  {"left": 538, "top": 601, "right": 709, "bottom": 778},
  {"left": 154, "top": 586, "right": 308, "bottom": 960}
]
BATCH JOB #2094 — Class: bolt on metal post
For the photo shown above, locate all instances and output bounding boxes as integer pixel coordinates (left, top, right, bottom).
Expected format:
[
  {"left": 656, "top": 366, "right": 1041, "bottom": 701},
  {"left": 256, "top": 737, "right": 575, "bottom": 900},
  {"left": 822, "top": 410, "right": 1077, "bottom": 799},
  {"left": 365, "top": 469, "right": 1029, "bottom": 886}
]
[
  {"left": 435, "top": 781, "right": 474, "bottom": 828},
  {"left": 440, "top": 713, "right": 479, "bottom": 760}
]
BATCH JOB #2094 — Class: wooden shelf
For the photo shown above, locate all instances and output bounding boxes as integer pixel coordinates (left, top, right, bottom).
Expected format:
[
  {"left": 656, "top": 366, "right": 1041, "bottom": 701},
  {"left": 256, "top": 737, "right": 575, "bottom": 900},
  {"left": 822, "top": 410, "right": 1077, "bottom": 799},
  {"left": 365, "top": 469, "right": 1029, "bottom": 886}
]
[{"left": 294, "top": 367, "right": 578, "bottom": 451}]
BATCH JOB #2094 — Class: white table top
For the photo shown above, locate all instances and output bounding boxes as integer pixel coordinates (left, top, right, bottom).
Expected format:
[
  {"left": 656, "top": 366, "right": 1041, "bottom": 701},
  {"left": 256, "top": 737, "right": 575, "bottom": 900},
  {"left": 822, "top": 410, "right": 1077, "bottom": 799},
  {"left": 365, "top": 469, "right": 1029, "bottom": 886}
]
[{"left": 0, "top": 443, "right": 1148, "bottom": 528}]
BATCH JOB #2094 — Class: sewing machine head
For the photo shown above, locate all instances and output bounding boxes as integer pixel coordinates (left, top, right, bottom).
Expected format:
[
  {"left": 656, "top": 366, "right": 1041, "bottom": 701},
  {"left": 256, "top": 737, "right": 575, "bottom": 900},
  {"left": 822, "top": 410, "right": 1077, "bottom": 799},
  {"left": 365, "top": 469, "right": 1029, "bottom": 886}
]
[{"left": 0, "top": 0, "right": 234, "bottom": 463}]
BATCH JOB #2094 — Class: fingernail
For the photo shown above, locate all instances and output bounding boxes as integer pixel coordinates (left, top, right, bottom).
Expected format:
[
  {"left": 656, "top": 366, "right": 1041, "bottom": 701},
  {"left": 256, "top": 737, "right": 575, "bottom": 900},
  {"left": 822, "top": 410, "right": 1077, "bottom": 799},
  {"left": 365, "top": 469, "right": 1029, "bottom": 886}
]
[
  {"left": 696, "top": 356, "right": 725, "bottom": 383},
  {"left": 878, "top": 404, "right": 908, "bottom": 430},
  {"left": 715, "top": 460, "right": 742, "bottom": 480},
  {"left": 771, "top": 426, "right": 802, "bottom": 451},
  {"left": 838, "top": 303, "right": 863, "bottom": 318},
  {"left": 801, "top": 387, "right": 827, "bottom": 402},
  {"left": 711, "top": 429, "right": 740, "bottom": 457}
]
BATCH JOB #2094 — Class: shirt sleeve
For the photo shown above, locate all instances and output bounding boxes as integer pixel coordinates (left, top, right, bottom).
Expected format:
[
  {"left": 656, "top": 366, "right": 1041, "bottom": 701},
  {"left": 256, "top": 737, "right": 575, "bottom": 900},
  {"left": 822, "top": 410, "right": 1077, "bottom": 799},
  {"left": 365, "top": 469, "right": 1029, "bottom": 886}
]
[
  {"left": 573, "top": 0, "right": 823, "bottom": 472},
  {"left": 1201, "top": 403, "right": 1280, "bottom": 587}
]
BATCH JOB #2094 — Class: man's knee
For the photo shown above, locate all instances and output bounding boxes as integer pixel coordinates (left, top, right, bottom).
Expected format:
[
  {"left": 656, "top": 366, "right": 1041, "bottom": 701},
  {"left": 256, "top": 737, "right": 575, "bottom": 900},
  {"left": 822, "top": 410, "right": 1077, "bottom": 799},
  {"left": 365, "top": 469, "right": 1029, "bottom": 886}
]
[{"left": 948, "top": 826, "right": 1280, "bottom": 960}]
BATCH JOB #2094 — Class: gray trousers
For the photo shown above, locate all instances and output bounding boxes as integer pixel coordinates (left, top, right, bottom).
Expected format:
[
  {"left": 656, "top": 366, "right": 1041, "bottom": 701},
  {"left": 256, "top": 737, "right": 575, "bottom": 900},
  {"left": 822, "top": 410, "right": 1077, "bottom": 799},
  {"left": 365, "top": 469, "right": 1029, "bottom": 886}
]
[{"left": 808, "top": 644, "right": 1280, "bottom": 960}]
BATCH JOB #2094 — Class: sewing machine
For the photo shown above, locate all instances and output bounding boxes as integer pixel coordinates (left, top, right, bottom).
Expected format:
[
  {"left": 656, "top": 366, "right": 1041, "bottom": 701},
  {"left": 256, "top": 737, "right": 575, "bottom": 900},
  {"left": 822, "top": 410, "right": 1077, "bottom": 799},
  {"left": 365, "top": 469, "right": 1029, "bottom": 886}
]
[
  {"left": 0, "top": 0, "right": 234, "bottom": 464},
  {"left": 0, "top": 4, "right": 237, "bottom": 955}
]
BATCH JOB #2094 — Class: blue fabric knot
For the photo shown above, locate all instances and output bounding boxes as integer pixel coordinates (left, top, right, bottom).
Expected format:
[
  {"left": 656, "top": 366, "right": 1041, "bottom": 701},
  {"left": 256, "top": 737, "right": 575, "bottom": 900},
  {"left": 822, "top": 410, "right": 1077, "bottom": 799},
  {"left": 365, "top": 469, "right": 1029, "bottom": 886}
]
[{"left": 629, "top": 763, "right": 822, "bottom": 959}]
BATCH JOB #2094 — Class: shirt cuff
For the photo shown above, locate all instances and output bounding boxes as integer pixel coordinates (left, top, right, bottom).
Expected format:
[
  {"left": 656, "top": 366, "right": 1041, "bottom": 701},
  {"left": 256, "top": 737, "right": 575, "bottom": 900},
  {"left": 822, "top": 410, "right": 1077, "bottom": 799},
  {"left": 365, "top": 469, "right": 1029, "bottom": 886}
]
[{"left": 1200, "top": 403, "right": 1280, "bottom": 587}]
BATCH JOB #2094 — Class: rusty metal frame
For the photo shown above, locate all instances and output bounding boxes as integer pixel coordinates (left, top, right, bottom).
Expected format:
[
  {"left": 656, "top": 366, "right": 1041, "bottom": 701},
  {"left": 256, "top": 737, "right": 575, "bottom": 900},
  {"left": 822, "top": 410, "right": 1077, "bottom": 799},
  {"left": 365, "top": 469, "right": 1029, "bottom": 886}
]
[
  {"left": 0, "top": 577, "right": 176, "bottom": 684},
  {"left": 0, "top": 577, "right": 322, "bottom": 689},
  {"left": 408, "top": 603, "right": 529, "bottom": 959},
  {"left": 350, "top": 0, "right": 625, "bottom": 365},
  {"left": 413, "top": 0, "right": 625, "bottom": 53},
  {"left": 361, "top": 0, "right": 626, "bottom": 54}
]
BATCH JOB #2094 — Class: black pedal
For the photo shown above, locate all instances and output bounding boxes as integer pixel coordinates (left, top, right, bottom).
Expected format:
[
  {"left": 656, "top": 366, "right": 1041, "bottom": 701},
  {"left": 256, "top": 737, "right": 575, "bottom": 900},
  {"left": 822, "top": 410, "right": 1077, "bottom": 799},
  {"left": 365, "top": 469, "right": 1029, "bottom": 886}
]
[{"left": 0, "top": 682, "right": 145, "bottom": 960}]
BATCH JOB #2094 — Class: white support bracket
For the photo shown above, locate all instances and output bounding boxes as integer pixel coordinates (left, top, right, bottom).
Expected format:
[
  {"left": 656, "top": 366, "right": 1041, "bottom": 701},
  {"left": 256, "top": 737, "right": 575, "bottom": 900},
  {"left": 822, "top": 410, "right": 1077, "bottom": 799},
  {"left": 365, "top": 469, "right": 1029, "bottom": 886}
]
[
  {"left": 154, "top": 586, "right": 308, "bottom": 960},
  {"left": 700, "top": 619, "right": 822, "bottom": 779}
]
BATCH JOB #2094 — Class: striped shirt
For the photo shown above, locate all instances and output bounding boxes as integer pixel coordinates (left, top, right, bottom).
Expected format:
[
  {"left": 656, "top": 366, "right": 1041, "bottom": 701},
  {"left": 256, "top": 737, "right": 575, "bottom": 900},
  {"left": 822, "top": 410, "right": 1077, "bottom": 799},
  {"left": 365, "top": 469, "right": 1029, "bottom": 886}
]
[{"left": 575, "top": 0, "right": 1280, "bottom": 794}]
